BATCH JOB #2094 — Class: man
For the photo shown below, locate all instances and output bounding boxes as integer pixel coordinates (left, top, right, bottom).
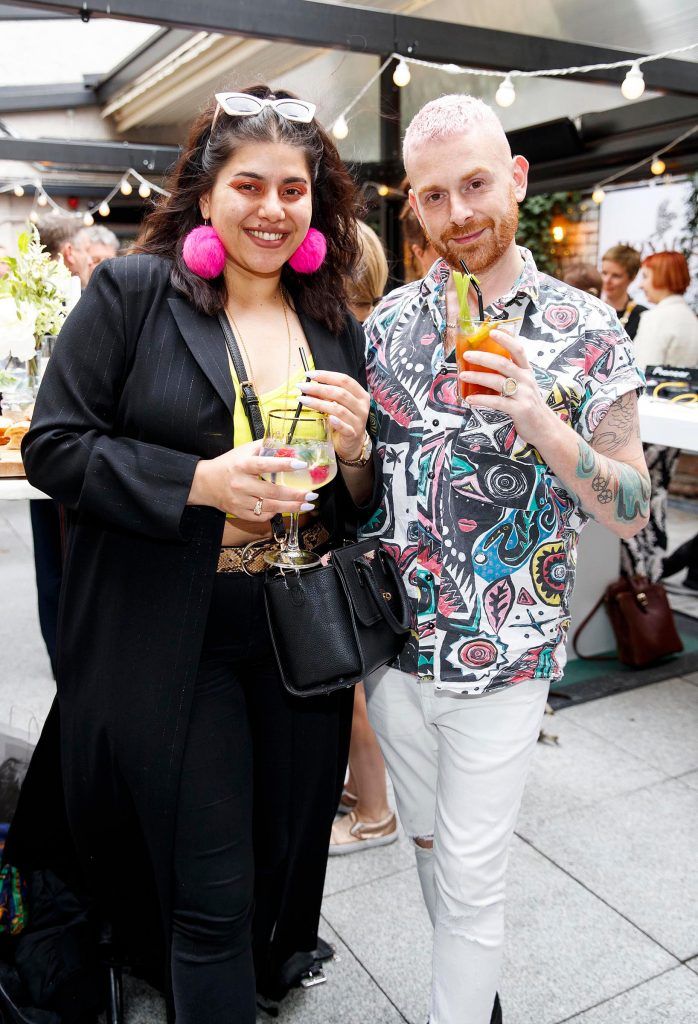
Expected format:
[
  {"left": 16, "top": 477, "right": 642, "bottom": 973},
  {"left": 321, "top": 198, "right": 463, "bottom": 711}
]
[
  {"left": 36, "top": 216, "right": 93, "bottom": 288},
  {"left": 362, "top": 95, "right": 649, "bottom": 1024},
  {"left": 84, "top": 224, "right": 119, "bottom": 270}
]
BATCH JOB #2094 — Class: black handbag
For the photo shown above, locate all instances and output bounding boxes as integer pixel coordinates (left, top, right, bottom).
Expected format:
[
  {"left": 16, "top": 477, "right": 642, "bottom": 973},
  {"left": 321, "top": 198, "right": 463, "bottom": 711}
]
[{"left": 217, "top": 312, "right": 411, "bottom": 697}]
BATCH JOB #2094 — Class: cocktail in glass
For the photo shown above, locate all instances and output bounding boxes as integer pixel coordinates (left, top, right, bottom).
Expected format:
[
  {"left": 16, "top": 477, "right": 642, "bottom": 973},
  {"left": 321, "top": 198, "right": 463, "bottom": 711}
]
[
  {"left": 456, "top": 320, "right": 517, "bottom": 403},
  {"left": 260, "top": 408, "right": 337, "bottom": 568}
]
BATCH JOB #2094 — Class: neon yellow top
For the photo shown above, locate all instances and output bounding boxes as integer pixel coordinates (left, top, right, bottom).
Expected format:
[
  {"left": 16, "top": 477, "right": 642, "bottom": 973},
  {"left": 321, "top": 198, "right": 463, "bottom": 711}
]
[{"left": 231, "top": 352, "right": 316, "bottom": 447}]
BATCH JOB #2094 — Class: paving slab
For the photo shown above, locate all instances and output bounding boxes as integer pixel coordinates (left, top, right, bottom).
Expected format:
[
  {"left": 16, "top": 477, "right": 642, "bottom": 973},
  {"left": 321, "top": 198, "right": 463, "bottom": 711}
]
[
  {"left": 524, "top": 778, "right": 698, "bottom": 961},
  {"left": 687, "top": 957, "right": 698, "bottom": 976},
  {"left": 518, "top": 714, "right": 667, "bottom": 833},
  {"left": 677, "top": 770, "right": 698, "bottom": 792},
  {"left": 564, "top": 965, "right": 698, "bottom": 1023},
  {"left": 324, "top": 823, "right": 415, "bottom": 897},
  {"left": 681, "top": 671, "right": 698, "bottom": 686},
  {"left": 561, "top": 678, "right": 698, "bottom": 777}
]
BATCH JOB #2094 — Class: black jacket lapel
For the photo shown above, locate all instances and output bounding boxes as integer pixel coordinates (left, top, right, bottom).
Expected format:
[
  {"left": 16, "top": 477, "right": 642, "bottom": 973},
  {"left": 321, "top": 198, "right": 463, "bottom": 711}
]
[{"left": 168, "top": 297, "right": 235, "bottom": 415}]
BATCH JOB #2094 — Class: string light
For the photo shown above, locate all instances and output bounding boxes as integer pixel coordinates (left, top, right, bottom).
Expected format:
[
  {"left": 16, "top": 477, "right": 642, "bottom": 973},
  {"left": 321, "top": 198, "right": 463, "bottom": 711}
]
[
  {"left": 28, "top": 209, "right": 39, "bottom": 223},
  {"left": 36, "top": 191, "right": 48, "bottom": 207},
  {"left": 332, "top": 114, "right": 349, "bottom": 140},
  {"left": 138, "top": 181, "right": 151, "bottom": 199},
  {"left": 13, "top": 184, "right": 24, "bottom": 197},
  {"left": 392, "top": 59, "right": 411, "bottom": 88},
  {"left": 98, "top": 201, "right": 110, "bottom": 217},
  {"left": 620, "top": 62, "right": 645, "bottom": 100},
  {"left": 591, "top": 122, "right": 698, "bottom": 198},
  {"left": 120, "top": 178, "right": 133, "bottom": 196},
  {"left": 377, "top": 184, "right": 390, "bottom": 197},
  {"left": 495, "top": 74, "right": 516, "bottom": 108},
  {"left": 83, "top": 212, "right": 94, "bottom": 226},
  {"left": 650, "top": 157, "right": 666, "bottom": 175},
  {"left": 592, "top": 188, "right": 606, "bottom": 205}
]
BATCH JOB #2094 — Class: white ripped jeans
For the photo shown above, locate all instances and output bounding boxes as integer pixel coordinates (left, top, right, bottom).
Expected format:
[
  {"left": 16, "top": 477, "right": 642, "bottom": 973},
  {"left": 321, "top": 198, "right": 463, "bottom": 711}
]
[{"left": 364, "top": 666, "right": 549, "bottom": 1024}]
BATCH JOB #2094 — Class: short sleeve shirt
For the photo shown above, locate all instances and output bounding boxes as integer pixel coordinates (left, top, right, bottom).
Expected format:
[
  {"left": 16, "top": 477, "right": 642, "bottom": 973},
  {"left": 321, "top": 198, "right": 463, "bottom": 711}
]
[{"left": 361, "top": 248, "right": 645, "bottom": 694}]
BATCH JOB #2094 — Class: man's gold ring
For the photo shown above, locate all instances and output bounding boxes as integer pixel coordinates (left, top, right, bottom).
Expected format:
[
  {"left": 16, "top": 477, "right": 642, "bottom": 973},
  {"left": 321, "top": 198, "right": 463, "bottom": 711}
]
[
  {"left": 501, "top": 376, "right": 519, "bottom": 397},
  {"left": 253, "top": 498, "right": 264, "bottom": 517}
]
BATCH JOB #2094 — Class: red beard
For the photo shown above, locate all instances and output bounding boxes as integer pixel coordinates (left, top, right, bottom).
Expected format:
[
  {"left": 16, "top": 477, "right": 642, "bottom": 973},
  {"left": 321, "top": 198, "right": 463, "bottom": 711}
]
[{"left": 431, "top": 189, "right": 519, "bottom": 273}]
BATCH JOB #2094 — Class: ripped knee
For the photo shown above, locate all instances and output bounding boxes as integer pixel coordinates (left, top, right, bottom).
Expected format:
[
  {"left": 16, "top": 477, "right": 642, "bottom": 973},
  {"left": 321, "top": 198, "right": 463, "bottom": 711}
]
[{"left": 413, "top": 835, "right": 433, "bottom": 850}]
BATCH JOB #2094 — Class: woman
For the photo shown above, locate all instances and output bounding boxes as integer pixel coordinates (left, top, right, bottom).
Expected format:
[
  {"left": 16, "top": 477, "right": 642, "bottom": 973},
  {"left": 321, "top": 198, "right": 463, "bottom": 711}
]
[
  {"left": 16, "top": 85, "right": 380, "bottom": 1021},
  {"left": 601, "top": 243, "right": 647, "bottom": 339},
  {"left": 621, "top": 251, "right": 698, "bottom": 581},
  {"left": 331, "top": 221, "right": 398, "bottom": 855}
]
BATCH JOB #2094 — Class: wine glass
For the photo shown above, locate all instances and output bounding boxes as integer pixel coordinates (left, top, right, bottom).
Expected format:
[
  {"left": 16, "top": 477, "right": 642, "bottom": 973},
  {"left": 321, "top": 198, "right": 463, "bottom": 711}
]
[{"left": 260, "top": 408, "right": 337, "bottom": 568}]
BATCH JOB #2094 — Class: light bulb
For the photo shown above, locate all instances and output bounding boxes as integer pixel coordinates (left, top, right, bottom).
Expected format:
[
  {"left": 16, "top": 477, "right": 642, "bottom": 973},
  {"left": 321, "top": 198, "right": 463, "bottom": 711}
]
[
  {"left": 495, "top": 75, "right": 516, "bottom": 108},
  {"left": 621, "top": 63, "right": 645, "bottom": 100},
  {"left": 650, "top": 157, "right": 666, "bottom": 176},
  {"left": 120, "top": 179, "right": 133, "bottom": 196},
  {"left": 591, "top": 188, "right": 605, "bottom": 205},
  {"left": 552, "top": 225, "right": 564, "bottom": 242},
  {"left": 377, "top": 184, "right": 389, "bottom": 197},
  {"left": 83, "top": 212, "right": 94, "bottom": 226},
  {"left": 393, "top": 59, "right": 411, "bottom": 88},
  {"left": 332, "top": 114, "right": 349, "bottom": 140},
  {"left": 29, "top": 210, "right": 39, "bottom": 223},
  {"left": 37, "top": 192, "right": 48, "bottom": 207},
  {"left": 138, "top": 181, "right": 151, "bottom": 198},
  {"left": 13, "top": 185, "right": 24, "bottom": 197},
  {"left": 99, "top": 201, "right": 110, "bottom": 217}
]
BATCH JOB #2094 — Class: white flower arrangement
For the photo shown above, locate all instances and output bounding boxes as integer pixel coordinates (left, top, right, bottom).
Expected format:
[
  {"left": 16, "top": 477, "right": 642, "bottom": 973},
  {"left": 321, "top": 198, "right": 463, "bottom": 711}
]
[{"left": 0, "top": 225, "right": 72, "bottom": 364}]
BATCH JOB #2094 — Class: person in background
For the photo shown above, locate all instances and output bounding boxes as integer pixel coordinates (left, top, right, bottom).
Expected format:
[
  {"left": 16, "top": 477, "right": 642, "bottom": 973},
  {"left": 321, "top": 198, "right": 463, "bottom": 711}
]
[
  {"left": 331, "top": 221, "right": 398, "bottom": 854},
  {"left": 562, "top": 262, "right": 602, "bottom": 297},
  {"left": 634, "top": 251, "right": 698, "bottom": 369},
  {"left": 623, "top": 250, "right": 698, "bottom": 582},
  {"left": 601, "top": 243, "right": 647, "bottom": 339},
  {"left": 400, "top": 186, "right": 439, "bottom": 282},
  {"left": 36, "top": 215, "right": 93, "bottom": 289},
  {"left": 84, "top": 224, "right": 120, "bottom": 269}
]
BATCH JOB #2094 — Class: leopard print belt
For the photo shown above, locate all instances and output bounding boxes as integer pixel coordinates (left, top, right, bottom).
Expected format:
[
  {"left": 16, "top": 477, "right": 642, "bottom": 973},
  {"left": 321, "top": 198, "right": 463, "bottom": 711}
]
[{"left": 216, "top": 521, "right": 330, "bottom": 576}]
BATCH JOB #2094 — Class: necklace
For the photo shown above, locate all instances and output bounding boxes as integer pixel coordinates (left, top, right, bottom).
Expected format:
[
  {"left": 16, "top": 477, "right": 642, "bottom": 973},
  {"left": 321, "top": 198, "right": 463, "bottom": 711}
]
[{"left": 226, "top": 291, "right": 293, "bottom": 405}]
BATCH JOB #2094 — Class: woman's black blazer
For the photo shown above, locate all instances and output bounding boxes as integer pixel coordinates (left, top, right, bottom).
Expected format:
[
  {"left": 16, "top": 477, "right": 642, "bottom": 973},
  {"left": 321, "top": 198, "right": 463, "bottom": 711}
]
[{"left": 20, "top": 252, "right": 381, "bottom": 945}]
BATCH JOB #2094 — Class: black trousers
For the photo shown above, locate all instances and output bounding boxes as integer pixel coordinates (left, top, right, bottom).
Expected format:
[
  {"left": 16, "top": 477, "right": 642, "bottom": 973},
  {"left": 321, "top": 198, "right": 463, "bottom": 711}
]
[{"left": 171, "top": 571, "right": 353, "bottom": 1022}]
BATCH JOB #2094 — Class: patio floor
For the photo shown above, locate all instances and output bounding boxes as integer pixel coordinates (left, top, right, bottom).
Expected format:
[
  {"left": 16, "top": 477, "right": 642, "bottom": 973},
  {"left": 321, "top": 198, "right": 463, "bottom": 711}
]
[{"left": 1, "top": 498, "right": 697, "bottom": 1024}]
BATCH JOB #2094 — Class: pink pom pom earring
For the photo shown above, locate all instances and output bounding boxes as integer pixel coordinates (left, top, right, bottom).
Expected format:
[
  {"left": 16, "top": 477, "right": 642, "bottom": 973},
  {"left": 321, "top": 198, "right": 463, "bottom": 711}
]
[
  {"left": 288, "top": 227, "right": 327, "bottom": 274},
  {"left": 182, "top": 223, "right": 227, "bottom": 279}
]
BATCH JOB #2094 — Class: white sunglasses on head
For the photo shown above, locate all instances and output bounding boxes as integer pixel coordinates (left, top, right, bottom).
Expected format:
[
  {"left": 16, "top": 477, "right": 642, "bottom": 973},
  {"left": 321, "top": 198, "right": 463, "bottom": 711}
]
[{"left": 211, "top": 92, "right": 316, "bottom": 130}]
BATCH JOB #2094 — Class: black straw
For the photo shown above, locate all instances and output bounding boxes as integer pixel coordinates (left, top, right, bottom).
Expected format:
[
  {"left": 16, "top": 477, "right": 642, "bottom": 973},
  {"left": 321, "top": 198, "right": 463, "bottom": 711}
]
[
  {"left": 286, "top": 348, "right": 310, "bottom": 444},
  {"left": 459, "top": 258, "right": 484, "bottom": 321}
]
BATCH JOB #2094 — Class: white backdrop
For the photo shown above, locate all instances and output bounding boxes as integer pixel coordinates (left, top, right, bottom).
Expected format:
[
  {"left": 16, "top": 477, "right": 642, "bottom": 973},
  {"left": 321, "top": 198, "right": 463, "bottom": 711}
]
[{"left": 598, "top": 180, "right": 697, "bottom": 311}]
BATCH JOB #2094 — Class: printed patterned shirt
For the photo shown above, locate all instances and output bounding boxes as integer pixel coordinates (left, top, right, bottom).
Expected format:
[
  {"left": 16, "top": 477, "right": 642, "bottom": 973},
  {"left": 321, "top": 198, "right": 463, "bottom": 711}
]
[{"left": 361, "top": 248, "right": 645, "bottom": 694}]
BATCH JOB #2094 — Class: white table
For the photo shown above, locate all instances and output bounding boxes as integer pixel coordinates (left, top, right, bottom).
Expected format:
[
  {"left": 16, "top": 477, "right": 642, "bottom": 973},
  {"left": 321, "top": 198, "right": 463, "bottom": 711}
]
[
  {"left": 0, "top": 477, "right": 47, "bottom": 500},
  {"left": 567, "top": 396, "right": 698, "bottom": 660}
]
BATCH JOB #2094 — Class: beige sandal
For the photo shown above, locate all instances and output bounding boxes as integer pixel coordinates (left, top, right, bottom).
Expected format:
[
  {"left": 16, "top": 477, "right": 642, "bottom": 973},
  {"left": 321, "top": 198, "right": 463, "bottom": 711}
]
[
  {"left": 337, "top": 787, "right": 358, "bottom": 815},
  {"left": 329, "top": 809, "right": 398, "bottom": 855}
]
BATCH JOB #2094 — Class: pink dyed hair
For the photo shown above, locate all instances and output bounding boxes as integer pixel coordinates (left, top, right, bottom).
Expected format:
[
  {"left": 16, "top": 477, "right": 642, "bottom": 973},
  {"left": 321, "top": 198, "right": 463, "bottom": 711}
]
[{"left": 402, "top": 94, "right": 509, "bottom": 169}]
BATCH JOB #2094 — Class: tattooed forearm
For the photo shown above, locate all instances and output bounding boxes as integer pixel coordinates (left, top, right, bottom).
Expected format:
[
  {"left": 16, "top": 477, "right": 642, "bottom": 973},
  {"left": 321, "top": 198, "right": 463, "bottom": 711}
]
[
  {"left": 590, "top": 392, "right": 641, "bottom": 456},
  {"left": 576, "top": 438, "right": 650, "bottom": 523}
]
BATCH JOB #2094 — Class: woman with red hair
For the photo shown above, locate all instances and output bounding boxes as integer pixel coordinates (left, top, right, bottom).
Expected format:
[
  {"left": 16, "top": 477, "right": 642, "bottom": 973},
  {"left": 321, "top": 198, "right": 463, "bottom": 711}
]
[
  {"left": 621, "top": 251, "right": 698, "bottom": 582},
  {"left": 634, "top": 251, "right": 698, "bottom": 369}
]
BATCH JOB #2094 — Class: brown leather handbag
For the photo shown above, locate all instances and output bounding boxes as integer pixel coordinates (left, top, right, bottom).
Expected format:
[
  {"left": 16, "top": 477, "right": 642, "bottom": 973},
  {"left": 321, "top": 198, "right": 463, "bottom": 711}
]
[{"left": 573, "top": 575, "right": 683, "bottom": 669}]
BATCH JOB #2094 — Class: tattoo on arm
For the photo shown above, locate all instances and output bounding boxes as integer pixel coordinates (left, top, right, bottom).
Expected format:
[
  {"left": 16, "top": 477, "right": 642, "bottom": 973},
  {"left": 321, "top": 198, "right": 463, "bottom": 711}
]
[
  {"left": 591, "top": 392, "right": 641, "bottom": 456},
  {"left": 576, "top": 438, "right": 650, "bottom": 523}
]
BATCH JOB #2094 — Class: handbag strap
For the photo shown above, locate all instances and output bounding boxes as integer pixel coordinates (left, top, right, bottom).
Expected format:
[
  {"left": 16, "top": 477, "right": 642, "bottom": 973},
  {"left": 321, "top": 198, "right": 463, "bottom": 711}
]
[
  {"left": 354, "top": 554, "right": 411, "bottom": 635},
  {"left": 571, "top": 592, "right": 614, "bottom": 661},
  {"left": 217, "top": 311, "right": 285, "bottom": 545}
]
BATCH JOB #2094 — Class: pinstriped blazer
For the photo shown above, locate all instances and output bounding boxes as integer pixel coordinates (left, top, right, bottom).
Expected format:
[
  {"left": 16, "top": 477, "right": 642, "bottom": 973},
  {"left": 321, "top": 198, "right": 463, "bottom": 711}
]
[{"left": 20, "top": 252, "right": 380, "bottom": 950}]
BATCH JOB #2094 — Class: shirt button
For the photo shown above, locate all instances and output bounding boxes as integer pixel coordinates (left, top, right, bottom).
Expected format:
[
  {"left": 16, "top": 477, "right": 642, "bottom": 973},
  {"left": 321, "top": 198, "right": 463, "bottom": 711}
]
[
  {"left": 432, "top": 419, "right": 440, "bottom": 427},
  {"left": 427, "top": 470, "right": 435, "bottom": 479}
]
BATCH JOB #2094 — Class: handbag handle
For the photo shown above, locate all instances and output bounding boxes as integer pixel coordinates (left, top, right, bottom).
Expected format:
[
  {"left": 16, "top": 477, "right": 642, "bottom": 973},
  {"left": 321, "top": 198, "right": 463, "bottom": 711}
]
[
  {"left": 354, "top": 554, "right": 411, "bottom": 635},
  {"left": 571, "top": 593, "right": 613, "bottom": 662},
  {"left": 217, "top": 311, "right": 286, "bottom": 546}
]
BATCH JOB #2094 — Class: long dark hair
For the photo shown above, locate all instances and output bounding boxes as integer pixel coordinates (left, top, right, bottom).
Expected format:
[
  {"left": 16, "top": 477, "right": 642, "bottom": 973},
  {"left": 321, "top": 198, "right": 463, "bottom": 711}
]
[{"left": 135, "top": 84, "right": 360, "bottom": 334}]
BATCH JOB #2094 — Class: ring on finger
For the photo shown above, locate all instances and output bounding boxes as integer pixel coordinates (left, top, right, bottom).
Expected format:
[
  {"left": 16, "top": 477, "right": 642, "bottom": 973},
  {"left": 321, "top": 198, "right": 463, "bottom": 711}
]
[
  {"left": 253, "top": 497, "right": 264, "bottom": 517},
  {"left": 501, "top": 376, "right": 519, "bottom": 397}
]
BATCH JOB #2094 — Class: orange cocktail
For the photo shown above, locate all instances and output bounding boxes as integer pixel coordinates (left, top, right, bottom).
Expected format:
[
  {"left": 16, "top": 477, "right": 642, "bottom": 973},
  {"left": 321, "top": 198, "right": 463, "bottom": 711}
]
[{"left": 456, "top": 320, "right": 514, "bottom": 401}]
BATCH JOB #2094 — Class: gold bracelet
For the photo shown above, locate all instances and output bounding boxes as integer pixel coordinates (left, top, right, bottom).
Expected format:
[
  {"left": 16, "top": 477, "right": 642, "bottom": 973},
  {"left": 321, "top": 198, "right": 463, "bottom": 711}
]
[{"left": 336, "top": 431, "right": 372, "bottom": 468}]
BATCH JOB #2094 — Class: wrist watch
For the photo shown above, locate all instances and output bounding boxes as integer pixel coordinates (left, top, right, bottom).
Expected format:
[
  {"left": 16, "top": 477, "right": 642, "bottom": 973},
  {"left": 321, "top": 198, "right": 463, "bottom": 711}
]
[{"left": 336, "top": 431, "right": 373, "bottom": 468}]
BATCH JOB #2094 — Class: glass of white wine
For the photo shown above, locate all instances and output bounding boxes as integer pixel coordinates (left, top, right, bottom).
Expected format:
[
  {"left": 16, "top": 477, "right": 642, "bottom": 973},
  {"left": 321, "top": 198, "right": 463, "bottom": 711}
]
[{"left": 261, "top": 408, "right": 337, "bottom": 568}]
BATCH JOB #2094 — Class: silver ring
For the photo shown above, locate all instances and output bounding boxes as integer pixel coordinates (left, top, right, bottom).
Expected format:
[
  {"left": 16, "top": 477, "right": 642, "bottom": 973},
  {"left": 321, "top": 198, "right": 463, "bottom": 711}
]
[
  {"left": 501, "top": 376, "right": 519, "bottom": 397},
  {"left": 253, "top": 498, "right": 264, "bottom": 516}
]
